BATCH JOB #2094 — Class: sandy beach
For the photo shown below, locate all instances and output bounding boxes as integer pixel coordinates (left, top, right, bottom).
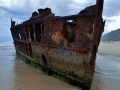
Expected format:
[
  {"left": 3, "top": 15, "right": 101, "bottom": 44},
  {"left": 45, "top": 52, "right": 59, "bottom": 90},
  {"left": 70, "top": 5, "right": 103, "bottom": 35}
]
[
  {"left": 98, "top": 41, "right": 120, "bottom": 56},
  {"left": 0, "top": 43, "right": 80, "bottom": 90},
  {"left": 0, "top": 42, "right": 120, "bottom": 90}
]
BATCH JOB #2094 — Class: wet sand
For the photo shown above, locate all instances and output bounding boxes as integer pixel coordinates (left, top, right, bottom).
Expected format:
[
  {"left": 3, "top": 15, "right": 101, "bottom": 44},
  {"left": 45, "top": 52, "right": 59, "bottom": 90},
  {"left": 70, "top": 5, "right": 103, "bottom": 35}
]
[
  {"left": 12, "top": 58, "right": 81, "bottom": 90},
  {"left": 0, "top": 42, "right": 120, "bottom": 90},
  {"left": 0, "top": 43, "right": 15, "bottom": 90},
  {"left": 0, "top": 43, "right": 80, "bottom": 90}
]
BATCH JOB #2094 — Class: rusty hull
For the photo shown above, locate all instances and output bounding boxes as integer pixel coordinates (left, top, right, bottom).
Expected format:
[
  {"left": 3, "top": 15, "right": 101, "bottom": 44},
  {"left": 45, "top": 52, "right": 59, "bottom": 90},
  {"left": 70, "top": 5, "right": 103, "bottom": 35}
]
[{"left": 10, "top": 0, "right": 104, "bottom": 90}]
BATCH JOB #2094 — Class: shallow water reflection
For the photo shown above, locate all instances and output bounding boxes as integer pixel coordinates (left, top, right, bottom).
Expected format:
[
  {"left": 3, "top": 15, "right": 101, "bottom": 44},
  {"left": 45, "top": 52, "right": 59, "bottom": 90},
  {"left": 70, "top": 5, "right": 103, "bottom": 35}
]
[
  {"left": 12, "top": 57, "right": 81, "bottom": 90},
  {"left": 91, "top": 55, "right": 120, "bottom": 90},
  {"left": 0, "top": 44, "right": 80, "bottom": 90},
  {"left": 0, "top": 43, "right": 120, "bottom": 90}
]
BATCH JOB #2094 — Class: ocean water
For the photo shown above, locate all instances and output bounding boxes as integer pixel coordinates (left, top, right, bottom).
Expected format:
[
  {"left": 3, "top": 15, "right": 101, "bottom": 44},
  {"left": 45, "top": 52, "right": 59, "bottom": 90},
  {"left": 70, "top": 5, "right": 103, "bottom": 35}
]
[{"left": 0, "top": 42, "right": 120, "bottom": 90}]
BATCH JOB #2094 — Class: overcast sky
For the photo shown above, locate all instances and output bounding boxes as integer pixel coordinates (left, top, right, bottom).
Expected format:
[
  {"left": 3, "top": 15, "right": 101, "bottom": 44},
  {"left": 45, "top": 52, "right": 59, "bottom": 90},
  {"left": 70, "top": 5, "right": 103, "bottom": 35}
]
[{"left": 0, "top": 0, "right": 120, "bottom": 42}]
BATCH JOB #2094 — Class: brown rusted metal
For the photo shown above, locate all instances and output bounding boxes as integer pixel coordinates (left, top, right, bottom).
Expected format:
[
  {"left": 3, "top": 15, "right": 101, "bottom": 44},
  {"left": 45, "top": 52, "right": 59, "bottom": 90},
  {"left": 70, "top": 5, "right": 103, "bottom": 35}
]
[{"left": 10, "top": 0, "right": 104, "bottom": 90}]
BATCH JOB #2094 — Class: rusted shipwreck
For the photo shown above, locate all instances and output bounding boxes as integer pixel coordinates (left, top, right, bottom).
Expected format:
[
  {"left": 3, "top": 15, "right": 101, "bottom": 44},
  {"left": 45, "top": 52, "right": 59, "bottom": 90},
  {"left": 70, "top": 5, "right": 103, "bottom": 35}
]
[{"left": 10, "top": 0, "right": 104, "bottom": 89}]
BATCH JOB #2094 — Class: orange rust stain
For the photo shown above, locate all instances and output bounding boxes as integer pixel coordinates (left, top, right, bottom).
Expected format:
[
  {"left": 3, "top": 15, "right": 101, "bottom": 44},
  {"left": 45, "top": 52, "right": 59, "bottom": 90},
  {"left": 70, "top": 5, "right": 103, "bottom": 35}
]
[{"left": 52, "top": 32, "right": 62, "bottom": 44}]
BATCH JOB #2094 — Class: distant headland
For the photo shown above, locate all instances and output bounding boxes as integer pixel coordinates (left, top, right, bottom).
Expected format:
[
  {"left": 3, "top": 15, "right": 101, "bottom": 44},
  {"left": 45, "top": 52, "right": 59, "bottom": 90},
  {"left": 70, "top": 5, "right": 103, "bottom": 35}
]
[{"left": 101, "top": 28, "right": 120, "bottom": 41}]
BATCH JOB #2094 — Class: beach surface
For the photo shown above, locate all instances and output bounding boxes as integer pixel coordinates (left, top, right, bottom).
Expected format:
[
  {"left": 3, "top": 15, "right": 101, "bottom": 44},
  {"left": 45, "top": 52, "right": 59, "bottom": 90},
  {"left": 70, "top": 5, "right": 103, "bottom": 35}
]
[
  {"left": 98, "top": 41, "right": 120, "bottom": 56},
  {"left": 0, "top": 42, "right": 81, "bottom": 90},
  {"left": 0, "top": 42, "right": 120, "bottom": 90}
]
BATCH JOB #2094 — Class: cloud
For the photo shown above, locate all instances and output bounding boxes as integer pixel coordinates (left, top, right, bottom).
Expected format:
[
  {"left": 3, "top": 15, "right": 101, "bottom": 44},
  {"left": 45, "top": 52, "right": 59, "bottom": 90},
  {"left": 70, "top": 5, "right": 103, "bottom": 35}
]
[
  {"left": 104, "top": 14, "right": 120, "bottom": 33},
  {"left": 99, "top": 0, "right": 120, "bottom": 34},
  {"left": 0, "top": 0, "right": 120, "bottom": 42},
  {"left": 0, "top": 0, "right": 95, "bottom": 16},
  {"left": 103, "top": 0, "right": 120, "bottom": 17}
]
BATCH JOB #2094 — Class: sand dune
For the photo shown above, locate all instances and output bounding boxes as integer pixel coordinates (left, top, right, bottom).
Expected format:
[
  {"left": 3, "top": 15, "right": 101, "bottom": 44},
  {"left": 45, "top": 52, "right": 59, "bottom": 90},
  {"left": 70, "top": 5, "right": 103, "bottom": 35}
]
[{"left": 98, "top": 41, "right": 120, "bottom": 56}]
